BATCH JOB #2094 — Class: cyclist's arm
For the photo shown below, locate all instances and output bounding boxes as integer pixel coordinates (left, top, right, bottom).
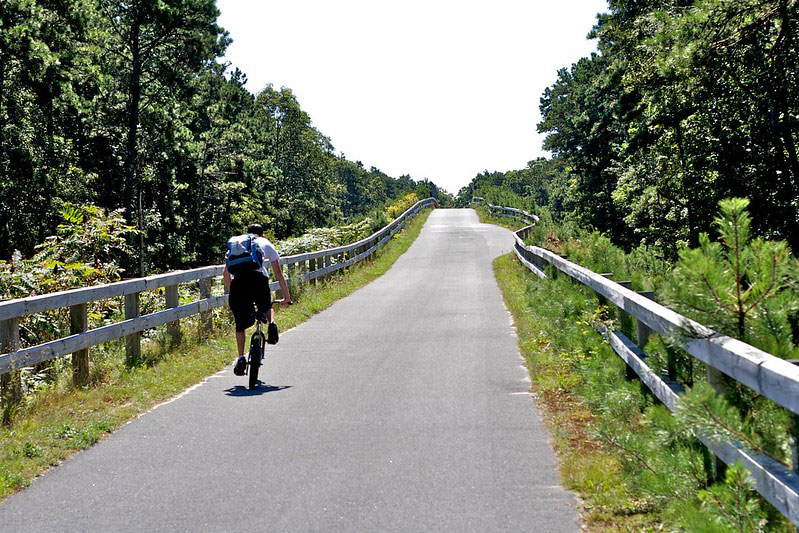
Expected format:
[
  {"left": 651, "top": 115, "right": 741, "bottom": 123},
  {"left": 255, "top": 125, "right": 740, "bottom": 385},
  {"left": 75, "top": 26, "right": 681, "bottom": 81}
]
[
  {"left": 271, "top": 259, "right": 292, "bottom": 304},
  {"left": 223, "top": 264, "right": 232, "bottom": 292}
]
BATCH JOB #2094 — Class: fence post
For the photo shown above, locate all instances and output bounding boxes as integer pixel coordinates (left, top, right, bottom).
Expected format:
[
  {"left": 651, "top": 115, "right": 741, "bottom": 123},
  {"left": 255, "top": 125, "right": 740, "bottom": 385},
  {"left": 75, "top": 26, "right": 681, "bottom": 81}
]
[
  {"left": 706, "top": 365, "right": 728, "bottom": 482},
  {"left": 1, "top": 318, "right": 21, "bottom": 425},
  {"left": 309, "top": 257, "right": 317, "bottom": 286},
  {"left": 274, "top": 263, "right": 284, "bottom": 300},
  {"left": 635, "top": 289, "right": 678, "bottom": 381},
  {"left": 165, "top": 284, "right": 180, "bottom": 344},
  {"left": 70, "top": 303, "right": 89, "bottom": 387},
  {"left": 611, "top": 280, "right": 635, "bottom": 380},
  {"left": 596, "top": 274, "right": 613, "bottom": 306},
  {"left": 199, "top": 278, "right": 212, "bottom": 334},
  {"left": 286, "top": 262, "right": 296, "bottom": 295},
  {"left": 369, "top": 236, "right": 378, "bottom": 260},
  {"left": 632, "top": 291, "right": 656, "bottom": 382},
  {"left": 790, "top": 360, "right": 799, "bottom": 513},
  {"left": 125, "top": 292, "right": 141, "bottom": 366},
  {"left": 634, "top": 292, "right": 654, "bottom": 346},
  {"left": 530, "top": 251, "right": 544, "bottom": 272}
]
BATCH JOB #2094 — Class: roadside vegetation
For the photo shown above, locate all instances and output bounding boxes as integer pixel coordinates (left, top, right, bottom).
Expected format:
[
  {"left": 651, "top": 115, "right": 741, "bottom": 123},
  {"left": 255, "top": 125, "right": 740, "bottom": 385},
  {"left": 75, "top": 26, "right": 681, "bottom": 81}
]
[
  {"left": 458, "top": 1, "right": 798, "bottom": 260},
  {"left": 486, "top": 196, "right": 798, "bottom": 531},
  {"left": 0, "top": 206, "right": 432, "bottom": 503},
  {"left": 494, "top": 251, "right": 792, "bottom": 532}
]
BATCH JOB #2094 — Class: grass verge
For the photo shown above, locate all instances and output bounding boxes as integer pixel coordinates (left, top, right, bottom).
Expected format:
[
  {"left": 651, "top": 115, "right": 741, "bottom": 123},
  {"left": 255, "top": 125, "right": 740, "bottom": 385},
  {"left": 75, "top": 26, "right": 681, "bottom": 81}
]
[
  {"left": 0, "top": 208, "right": 433, "bottom": 502},
  {"left": 493, "top": 253, "right": 650, "bottom": 531},
  {"left": 493, "top": 252, "right": 793, "bottom": 531},
  {"left": 471, "top": 205, "right": 526, "bottom": 231}
]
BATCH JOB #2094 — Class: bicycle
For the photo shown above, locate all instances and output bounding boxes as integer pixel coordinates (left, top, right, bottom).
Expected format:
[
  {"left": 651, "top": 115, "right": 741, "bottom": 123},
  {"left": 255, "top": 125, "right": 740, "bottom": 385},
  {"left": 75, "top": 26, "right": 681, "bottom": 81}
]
[
  {"left": 244, "top": 299, "right": 290, "bottom": 389},
  {"left": 246, "top": 316, "right": 267, "bottom": 390}
]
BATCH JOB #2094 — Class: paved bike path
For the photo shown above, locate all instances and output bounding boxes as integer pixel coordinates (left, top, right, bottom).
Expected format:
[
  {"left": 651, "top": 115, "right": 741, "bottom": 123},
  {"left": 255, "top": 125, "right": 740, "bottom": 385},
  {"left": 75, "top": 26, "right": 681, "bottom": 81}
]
[{"left": 0, "top": 209, "right": 580, "bottom": 531}]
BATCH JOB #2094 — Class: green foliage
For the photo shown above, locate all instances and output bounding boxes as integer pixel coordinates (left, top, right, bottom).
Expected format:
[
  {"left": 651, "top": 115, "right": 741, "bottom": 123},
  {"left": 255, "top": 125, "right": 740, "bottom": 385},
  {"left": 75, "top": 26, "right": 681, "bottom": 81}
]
[
  {"left": 676, "top": 382, "right": 753, "bottom": 448},
  {"left": 666, "top": 198, "right": 798, "bottom": 355},
  {"left": 494, "top": 252, "right": 793, "bottom": 530},
  {"left": 594, "top": 404, "right": 709, "bottom": 510},
  {"left": 675, "top": 381, "right": 792, "bottom": 466},
  {"left": 538, "top": 52, "right": 628, "bottom": 243},
  {"left": 529, "top": 0, "right": 799, "bottom": 253},
  {"left": 385, "top": 193, "right": 420, "bottom": 219},
  {"left": 678, "top": 463, "right": 770, "bottom": 533},
  {"left": 35, "top": 203, "right": 134, "bottom": 277},
  {"left": 0, "top": 0, "right": 441, "bottom": 272},
  {"left": 0, "top": 205, "right": 133, "bottom": 354},
  {"left": 456, "top": 158, "right": 571, "bottom": 219},
  {"left": 21, "top": 442, "right": 41, "bottom": 458},
  {"left": 275, "top": 219, "right": 373, "bottom": 256},
  {"left": 525, "top": 215, "right": 669, "bottom": 293}
]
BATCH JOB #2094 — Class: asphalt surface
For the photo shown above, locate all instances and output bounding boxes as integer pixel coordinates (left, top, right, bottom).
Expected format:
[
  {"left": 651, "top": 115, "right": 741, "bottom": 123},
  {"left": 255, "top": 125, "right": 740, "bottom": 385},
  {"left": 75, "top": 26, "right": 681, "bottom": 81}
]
[{"left": 0, "top": 208, "right": 580, "bottom": 532}]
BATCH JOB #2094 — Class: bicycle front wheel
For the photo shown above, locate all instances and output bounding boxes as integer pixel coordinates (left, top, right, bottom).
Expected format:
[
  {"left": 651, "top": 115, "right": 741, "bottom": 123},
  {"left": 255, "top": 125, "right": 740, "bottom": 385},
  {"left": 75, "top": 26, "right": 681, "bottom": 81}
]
[{"left": 248, "top": 340, "right": 262, "bottom": 389}]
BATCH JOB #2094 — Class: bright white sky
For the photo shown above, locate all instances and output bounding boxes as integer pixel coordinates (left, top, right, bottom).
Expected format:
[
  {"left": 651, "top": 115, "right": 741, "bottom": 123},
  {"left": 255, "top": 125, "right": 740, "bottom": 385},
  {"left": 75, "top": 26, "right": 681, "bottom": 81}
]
[{"left": 217, "top": 0, "right": 608, "bottom": 195}]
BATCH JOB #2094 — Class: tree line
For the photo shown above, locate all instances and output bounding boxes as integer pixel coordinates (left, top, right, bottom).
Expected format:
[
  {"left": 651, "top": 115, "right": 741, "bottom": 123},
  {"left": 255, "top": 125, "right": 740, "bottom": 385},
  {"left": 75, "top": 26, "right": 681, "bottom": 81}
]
[
  {"left": 0, "top": 0, "right": 444, "bottom": 277},
  {"left": 459, "top": 0, "right": 798, "bottom": 257}
]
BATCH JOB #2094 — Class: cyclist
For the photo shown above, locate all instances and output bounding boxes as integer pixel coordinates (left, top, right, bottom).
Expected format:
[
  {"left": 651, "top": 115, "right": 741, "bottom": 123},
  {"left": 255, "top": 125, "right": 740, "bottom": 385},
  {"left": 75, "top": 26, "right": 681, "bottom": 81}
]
[{"left": 223, "top": 223, "right": 292, "bottom": 375}]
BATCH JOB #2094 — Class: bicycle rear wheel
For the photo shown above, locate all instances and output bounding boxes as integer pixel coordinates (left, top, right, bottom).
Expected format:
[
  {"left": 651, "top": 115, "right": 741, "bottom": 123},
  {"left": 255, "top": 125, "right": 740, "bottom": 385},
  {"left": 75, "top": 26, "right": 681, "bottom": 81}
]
[{"left": 248, "top": 333, "right": 263, "bottom": 389}]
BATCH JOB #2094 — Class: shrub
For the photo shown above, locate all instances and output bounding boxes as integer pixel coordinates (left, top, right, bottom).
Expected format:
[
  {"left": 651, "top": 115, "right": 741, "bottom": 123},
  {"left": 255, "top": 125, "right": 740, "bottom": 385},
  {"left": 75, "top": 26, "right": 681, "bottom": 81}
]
[{"left": 385, "top": 193, "right": 420, "bottom": 219}]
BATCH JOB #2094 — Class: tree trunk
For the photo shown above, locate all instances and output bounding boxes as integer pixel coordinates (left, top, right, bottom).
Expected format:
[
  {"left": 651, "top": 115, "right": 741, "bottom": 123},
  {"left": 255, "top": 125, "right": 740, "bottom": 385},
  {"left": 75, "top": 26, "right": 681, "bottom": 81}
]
[
  {"left": 274, "top": 121, "right": 281, "bottom": 168},
  {"left": 0, "top": 56, "right": 5, "bottom": 172},
  {"left": 0, "top": 56, "right": 8, "bottom": 259},
  {"left": 164, "top": 167, "right": 176, "bottom": 266},
  {"left": 124, "top": 18, "right": 142, "bottom": 231},
  {"left": 41, "top": 89, "right": 56, "bottom": 245},
  {"left": 138, "top": 188, "right": 144, "bottom": 277},
  {"left": 675, "top": 118, "right": 699, "bottom": 246},
  {"left": 123, "top": 16, "right": 142, "bottom": 276},
  {"left": 738, "top": 309, "right": 746, "bottom": 341},
  {"left": 604, "top": 169, "right": 618, "bottom": 241},
  {"left": 776, "top": 0, "right": 799, "bottom": 212}
]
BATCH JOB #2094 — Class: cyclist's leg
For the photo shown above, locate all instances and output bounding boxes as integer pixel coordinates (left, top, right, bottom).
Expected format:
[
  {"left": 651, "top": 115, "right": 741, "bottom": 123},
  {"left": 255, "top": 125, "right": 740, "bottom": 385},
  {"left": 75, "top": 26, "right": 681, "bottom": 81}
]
[
  {"left": 235, "top": 331, "right": 246, "bottom": 356},
  {"left": 229, "top": 276, "right": 256, "bottom": 356},
  {"left": 253, "top": 274, "right": 273, "bottom": 323}
]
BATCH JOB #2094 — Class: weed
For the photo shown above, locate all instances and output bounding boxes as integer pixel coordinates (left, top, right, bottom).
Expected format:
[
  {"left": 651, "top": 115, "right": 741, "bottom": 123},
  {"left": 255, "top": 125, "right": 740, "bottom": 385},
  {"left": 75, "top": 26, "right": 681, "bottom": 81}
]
[
  {"left": 0, "top": 470, "right": 28, "bottom": 492},
  {"left": 54, "top": 424, "right": 77, "bottom": 440},
  {"left": 22, "top": 442, "right": 42, "bottom": 458}
]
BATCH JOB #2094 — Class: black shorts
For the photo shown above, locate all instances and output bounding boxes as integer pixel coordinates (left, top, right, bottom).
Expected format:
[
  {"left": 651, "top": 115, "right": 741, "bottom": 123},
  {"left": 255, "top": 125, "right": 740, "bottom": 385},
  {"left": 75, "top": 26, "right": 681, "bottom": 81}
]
[{"left": 229, "top": 271, "right": 272, "bottom": 332}]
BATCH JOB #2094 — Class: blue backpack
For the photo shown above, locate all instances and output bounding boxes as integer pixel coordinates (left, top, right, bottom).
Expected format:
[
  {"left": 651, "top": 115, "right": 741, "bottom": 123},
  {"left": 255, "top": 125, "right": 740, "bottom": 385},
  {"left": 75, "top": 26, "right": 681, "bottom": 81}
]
[{"left": 225, "top": 234, "right": 265, "bottom": 275}]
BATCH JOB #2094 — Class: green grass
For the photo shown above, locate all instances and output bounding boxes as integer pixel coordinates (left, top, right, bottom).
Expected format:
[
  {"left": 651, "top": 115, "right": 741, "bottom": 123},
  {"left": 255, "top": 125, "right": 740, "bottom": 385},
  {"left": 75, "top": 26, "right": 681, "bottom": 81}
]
[
  {"left": 0, "top": 208, "right": 433, "bottom": 502},
  {"left": 493, "top": 252, "right": 649, "bottom": 531},
  {"left": 471, "top": 205, "right": 527, "bottom": 231},
  {"left": 493, "top": 252, "right": 793, "bottom": 532}
]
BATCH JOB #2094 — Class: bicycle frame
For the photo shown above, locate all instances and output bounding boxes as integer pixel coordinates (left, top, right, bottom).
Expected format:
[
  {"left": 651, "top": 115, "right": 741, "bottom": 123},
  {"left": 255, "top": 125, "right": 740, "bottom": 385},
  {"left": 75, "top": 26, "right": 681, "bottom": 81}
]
[{"left": 246, "top": 319, "right": 267, "bottom": 388}]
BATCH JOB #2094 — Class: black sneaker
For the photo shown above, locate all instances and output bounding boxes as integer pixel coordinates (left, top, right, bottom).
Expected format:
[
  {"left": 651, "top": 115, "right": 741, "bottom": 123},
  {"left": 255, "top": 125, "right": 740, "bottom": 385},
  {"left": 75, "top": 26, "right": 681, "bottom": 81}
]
[
  {"left": 233, "top": 355, "right": 247, "bottom": 376},
  {"left": 267, "top": 322, "right": 279, "bottom": 345}
]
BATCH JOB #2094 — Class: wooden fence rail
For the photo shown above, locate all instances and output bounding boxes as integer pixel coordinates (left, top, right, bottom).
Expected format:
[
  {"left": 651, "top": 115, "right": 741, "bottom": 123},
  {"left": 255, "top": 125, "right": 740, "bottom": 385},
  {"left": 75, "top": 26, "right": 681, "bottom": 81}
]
[
  {"left": 472, "top": 199, "right": 799, "bottom": 526},
  {"left": 0, "top": 198, "right": 436, "bottom": 379}
]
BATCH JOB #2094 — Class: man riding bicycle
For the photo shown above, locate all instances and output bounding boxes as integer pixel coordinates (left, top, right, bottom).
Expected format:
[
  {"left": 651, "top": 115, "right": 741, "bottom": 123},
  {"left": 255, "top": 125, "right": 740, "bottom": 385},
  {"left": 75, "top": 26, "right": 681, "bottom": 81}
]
[{"left": 223, "top": 224, "right": 292, "bottom": 375}]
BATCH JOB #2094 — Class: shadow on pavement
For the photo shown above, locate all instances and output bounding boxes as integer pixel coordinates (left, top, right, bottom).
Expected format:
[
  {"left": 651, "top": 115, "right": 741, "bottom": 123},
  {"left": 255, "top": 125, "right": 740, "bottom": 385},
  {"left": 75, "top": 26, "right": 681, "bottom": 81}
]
[{"left": 224, "top": 384, "right": 292, "bottom": 397}]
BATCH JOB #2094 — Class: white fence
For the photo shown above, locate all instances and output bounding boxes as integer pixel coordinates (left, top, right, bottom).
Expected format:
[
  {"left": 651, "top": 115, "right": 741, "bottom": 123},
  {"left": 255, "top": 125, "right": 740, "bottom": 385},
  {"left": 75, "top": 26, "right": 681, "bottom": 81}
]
[
  {"left": 0, "top": 198, "right": 437, "bottom": 390},
  {"left": 473, "top": 199, "right": 799, "bottom": 526}
]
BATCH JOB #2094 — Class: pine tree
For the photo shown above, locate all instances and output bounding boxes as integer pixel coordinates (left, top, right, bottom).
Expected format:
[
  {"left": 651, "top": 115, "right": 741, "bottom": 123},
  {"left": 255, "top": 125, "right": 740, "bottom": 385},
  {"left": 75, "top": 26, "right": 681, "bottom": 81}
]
[{"left": 666, "top": 198, "right": 798, "bottom": 358}]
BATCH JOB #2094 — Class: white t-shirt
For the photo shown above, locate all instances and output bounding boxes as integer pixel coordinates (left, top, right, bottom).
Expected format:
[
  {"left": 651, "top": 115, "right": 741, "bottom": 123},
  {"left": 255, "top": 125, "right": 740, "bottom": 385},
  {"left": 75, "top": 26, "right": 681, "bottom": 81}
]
[{"left": 254, "top": 236, "right": 280, "bottom": 277}]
